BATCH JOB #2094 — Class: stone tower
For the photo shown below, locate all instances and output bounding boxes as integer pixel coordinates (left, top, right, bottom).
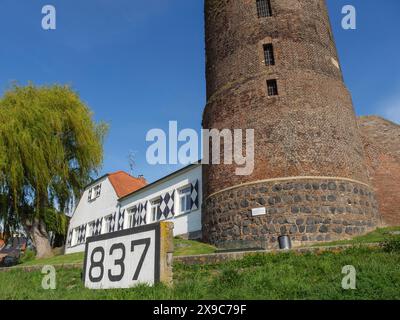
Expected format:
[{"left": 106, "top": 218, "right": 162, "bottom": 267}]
[{"left": 202, "top": 0, "right": 380, "bottom": 249}]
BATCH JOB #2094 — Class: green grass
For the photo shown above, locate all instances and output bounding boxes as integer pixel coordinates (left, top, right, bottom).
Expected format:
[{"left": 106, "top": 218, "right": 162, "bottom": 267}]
[
  {"left": 1, "top": 247, "right": 399, "bottom": 300},
  {"left": 18, "top": 238, "right": 216, "bottom": 267},
  {"left": 17, "top": 228, "right": 400, "bottom": 268},
  {"left": 173, "top": 238, "right": 216, "bottom": 256},
  {"left": 310, "top": 226, "right": 400, "bottom": 247},
  {"left": 20, "top": 252, "right": 85, "bottom": 267},
  {"left": 16, "top": 227, "right": 400, "bottom": 268}
]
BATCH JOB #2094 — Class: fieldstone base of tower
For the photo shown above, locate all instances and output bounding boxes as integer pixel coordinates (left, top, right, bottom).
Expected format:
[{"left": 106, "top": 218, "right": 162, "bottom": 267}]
[{"left": 202, "top": 178, "right": 381, "bottom": 250}]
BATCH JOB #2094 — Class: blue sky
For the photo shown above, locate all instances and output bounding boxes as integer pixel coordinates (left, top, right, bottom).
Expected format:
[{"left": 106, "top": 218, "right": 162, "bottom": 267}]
[{"left": 0, "top": 0, "right": 399, "bottom": 183}]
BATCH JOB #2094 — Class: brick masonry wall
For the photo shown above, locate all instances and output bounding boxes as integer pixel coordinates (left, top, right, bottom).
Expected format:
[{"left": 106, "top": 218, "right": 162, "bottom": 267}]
[
  {"left": 358, "top": 116, "right": 400, "bottom": 226},
  {"left": 202, "top": 0, "right": 371, "bottom": 198},
  {"left": 203, "top": 178, "right": 380, "bottom": 249},
  {"left": 202, "top": 0, "right": 379, "bottom": 247}
]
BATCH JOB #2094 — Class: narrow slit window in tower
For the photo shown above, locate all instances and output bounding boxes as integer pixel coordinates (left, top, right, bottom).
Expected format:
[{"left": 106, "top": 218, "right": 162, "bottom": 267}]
[
  {"left": 257, "top": 0, "right": 272, "bottom": 18},
  {"left": 267, "top": 80, "right": 278, "bottom": 96},
  {"left": 263, "top": 44, "right": 275, "bottom": 66}
]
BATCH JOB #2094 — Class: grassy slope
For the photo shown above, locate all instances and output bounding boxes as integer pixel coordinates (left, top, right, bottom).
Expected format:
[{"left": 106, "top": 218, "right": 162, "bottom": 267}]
[
  {"left": 19, "top": 238, "right": 217, "bottom": 267},
  {"left": 18, "top": 227, "right": 399, "bottom": 267},
  {"left": 173, "top": 238, "right": 216, "bottom": 256},
  {"left": 0, "top": 247, "right": 399, "bottom": 300},
  {"left": 310, "top": 226, "right": 400, "bottom": 247}
]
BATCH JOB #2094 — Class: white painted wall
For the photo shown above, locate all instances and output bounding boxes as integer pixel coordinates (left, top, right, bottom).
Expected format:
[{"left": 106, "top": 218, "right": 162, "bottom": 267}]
[
  {"left": 64, "top": 164, "right": 203, "bottom": 255},
  {"left": 119, "top": 164, "right": 202, "bottom": 238},
  {"left": 65, "top": 176, "right": 119, "bottom": 254}
]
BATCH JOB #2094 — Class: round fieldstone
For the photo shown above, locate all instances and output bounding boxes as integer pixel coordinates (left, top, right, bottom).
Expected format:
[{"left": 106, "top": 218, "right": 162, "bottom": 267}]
[
  {"left": 268, "top": 208, "right": 278, "bottom": 214},
  {"left": 301, "top": 207, "right": 312, "bottom": 214},
  {"left": 257, "top": 198, "right": 266, "bottom": 206},
  {"left": 259, "top": 186, "right": 268, "bottom": 193},
  {"left": 306, "top": 225, "right": 317, "bottom": 233},
  {"left": 306, "top": 217, "right": 315, "bottom": 225},
  {"left": 283, "top": 183, "right": 293, "bottom": 190},
  {"left": 240, "top": 200, "right": 249, "bottom": 208},
  {"left": 327, "top": 195, "right": 336, "bottom": 202},
  {"left": 243, "top": 220, "right": 250, "bottom": 227},
  {"left": 345, "top": 227, "right": 353, "bottom": 235},
  {"left": 293, "top": 183, "right": 303, "bottom": 190},
  {"left": 319, "top": 225, "right": 328, "bottom": 233},
  {"left": 306, "top": 195, "right": 313, "bottom": 202},
  {"left": 328, "top": 182, "right": 337, "bottom": 190},
  {"left": 294, "top": 195, "right": 302, "bottom": 203},
  {"left": 282, "top": 195, "right": 293, "bottom": 204}
]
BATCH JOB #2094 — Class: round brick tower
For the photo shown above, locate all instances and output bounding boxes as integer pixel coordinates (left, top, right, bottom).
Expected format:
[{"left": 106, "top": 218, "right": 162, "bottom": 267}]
[{"left": 202, "top": 0, "right": 381, "bottom": 249}]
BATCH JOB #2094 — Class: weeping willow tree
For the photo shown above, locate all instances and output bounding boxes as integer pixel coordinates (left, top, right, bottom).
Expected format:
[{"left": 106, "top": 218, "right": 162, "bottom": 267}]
[{"left": 0, "top": 84, "right": 107, "bottom": 258}]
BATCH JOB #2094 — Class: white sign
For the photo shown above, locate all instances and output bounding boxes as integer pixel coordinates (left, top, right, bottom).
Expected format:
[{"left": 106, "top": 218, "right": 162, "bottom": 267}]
[
  {"left": 83, "top": 224, "right": 161, "bottom": 289},
  {"left": 252, "top": 207, "right": 266, "bottom": 216}
]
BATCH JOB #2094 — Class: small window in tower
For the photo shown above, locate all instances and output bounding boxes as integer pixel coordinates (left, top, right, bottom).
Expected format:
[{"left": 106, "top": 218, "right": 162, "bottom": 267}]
[
  {"left": 267, "top": 80, "right": 278, "bottom": 96},
  {"left": 256, "top": 0, "right": 272, "bottom": 18},
  {"left": 263, "top": 44, "right": 275, "bottom": 66}
]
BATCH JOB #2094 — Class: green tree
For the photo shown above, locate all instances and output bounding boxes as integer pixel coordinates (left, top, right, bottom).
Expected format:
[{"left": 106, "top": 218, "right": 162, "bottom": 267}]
[{"left": 0, "top": 84, "right": 107, "bottom": 258}]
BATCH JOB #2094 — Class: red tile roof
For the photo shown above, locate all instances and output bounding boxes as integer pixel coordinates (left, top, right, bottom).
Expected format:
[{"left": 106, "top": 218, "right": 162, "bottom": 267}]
[{"left": 107, "top": 171, "right": 147, "bottom": 198}]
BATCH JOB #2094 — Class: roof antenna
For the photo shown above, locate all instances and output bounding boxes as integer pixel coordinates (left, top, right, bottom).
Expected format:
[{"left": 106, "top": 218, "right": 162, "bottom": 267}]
[{"left": 128, "top": 150, "right": 137, "bottom": 176}]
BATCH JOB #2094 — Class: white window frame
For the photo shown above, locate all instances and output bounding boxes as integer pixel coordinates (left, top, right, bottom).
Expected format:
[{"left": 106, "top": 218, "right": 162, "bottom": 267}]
[
  {"left": 86, "top": 221, "right": 95, "bottom": 238},
  {"left": 102, "top": 215, "right": 112, "bottom": 234},
  {"left": 88, "top": 183, "right": 102, "bottom": 202},
  {"left": 71, "top": 228, "right": 79, "bottom": 246},
  {"left": 127, "top": 206, "right": 137, "bottom": 229},
  {"left": 94, "top": 184, "right": 102, "bottom": 198},
  {"left": 87, "top": 188, "right": 93, "bottom": 202},
  {"left": 150, "top": 198, "right": 161, "bottom": 223},
  {"left": 178, "top": 186, "right": 192, "bottom": 215}
]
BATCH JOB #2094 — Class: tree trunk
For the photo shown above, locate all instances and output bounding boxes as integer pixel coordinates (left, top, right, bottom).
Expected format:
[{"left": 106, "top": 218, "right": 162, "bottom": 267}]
[{"left": 30, "top": 218, "right": 53, "bottom": 259}]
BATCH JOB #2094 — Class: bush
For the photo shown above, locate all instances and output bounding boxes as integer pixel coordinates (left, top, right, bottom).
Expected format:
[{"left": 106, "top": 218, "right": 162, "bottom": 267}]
[{"left": 381, "top": 236, "right": 400, "bottom": 253}]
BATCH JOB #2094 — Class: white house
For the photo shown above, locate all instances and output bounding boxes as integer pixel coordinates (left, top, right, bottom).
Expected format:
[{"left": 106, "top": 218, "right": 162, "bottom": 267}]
[{"left": 65, "top": 163, "right": 202, "bottom": 254}]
